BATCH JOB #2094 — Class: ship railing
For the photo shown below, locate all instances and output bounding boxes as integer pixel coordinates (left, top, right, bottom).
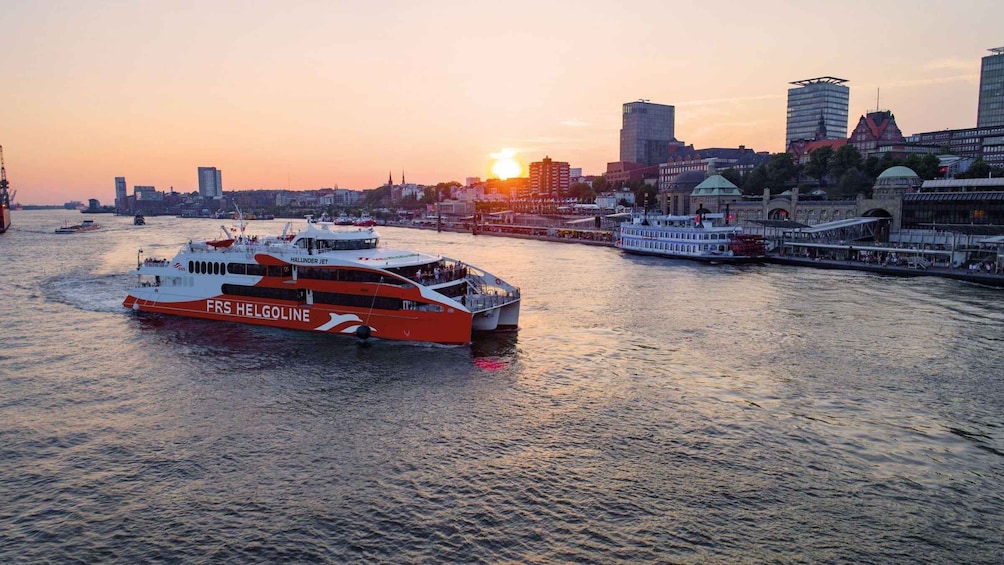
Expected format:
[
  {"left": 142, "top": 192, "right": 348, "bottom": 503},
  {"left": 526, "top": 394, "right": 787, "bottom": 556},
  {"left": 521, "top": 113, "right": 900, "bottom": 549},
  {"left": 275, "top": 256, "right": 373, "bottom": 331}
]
[
  {"left": 461, "top": 268, "right": 520, "bottom": 313},
  {"left": 405, "top": 258, "right": 469, "bottom": 286},
  {"left": 464, "top": 291, "right": 520, "bottom": 313}
]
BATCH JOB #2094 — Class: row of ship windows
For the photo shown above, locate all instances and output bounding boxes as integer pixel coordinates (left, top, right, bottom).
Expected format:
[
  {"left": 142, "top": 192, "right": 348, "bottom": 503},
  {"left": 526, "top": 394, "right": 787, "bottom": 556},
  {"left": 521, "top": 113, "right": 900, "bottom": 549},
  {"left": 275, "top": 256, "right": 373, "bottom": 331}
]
[
  {"left": 220, "top": 284, "right": 444, "bottom": 312},
  {"left": 297, "top": 266, "right": 410, "bottom": 286},
  {"left": 623, "top": 229, "right": 726, "bottom": 240},
  {"left": 189, "top": 261, "right": 410, "bottom": 286},
  {"left": 628, "top": 240, "right": 727, "bottom": 254},
  {"left": 295, "top": 238, "right": 378, "bottom": 251},
  {"left": 190, "top": 261, "right": 272, "bottom": 277}
]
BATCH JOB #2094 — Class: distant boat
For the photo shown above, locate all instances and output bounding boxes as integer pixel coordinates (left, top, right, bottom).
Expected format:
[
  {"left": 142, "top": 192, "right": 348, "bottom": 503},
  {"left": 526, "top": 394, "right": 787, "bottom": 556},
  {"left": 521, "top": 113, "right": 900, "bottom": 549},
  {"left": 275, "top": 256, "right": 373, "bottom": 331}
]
[
  {"left": 55, "top": 219, "right": 100, "bottom": 234},
  {"left": 353, "top": 215, "right": 376, "bottom": 227},
  {"left": 134, "top": 214, "right": 146, "bottom": 225}
]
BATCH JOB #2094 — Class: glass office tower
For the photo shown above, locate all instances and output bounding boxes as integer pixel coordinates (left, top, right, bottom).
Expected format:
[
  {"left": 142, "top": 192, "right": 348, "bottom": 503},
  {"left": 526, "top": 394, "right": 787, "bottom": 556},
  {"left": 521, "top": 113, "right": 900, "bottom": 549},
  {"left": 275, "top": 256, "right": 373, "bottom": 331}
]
[
  {"left": 785, "top": 77, "right": 849, "bottom": 146},
  {"left": 978, "top": 47, "right": 1004, "bottom": 128},
  {"left": 620, "top": 100, "right": 675, "bottom": 166}
]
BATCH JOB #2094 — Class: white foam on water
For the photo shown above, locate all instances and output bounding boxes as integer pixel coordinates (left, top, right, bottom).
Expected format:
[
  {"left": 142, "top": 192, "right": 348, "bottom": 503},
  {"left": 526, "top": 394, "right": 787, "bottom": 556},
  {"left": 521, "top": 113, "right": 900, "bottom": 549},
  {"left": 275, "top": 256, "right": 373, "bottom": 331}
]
[{"left": 46, "top": 271, "right": 132, "bottom": 313}]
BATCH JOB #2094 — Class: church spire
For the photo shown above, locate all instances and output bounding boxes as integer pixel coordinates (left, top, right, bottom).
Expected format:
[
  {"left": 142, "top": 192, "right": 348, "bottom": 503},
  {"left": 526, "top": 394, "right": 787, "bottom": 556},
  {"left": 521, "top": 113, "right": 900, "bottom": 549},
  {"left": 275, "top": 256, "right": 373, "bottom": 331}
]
[
  {"left": 388, "top": 171, "right": 393, "bottom": 186},
  {"left": 401, "top": 169, "right": 405, "bottom": 185},
  {"left": 814, "top": 113, "right": 827, "bottom": 140}
]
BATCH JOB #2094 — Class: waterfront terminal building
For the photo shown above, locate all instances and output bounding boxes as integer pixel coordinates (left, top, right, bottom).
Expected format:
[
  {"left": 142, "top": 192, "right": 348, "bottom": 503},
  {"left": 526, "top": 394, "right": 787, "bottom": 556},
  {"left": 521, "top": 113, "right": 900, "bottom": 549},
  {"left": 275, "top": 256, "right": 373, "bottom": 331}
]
[{"left": 659, "top": 167, "right": 1004, "bottom": 247}]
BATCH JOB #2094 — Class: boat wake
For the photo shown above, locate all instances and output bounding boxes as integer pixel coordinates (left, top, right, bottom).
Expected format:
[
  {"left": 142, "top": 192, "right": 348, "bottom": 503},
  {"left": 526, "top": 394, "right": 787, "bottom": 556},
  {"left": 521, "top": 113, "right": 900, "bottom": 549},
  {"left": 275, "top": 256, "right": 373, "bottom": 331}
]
[{"left": 45, "top": 271, "right": 131, "bottom": 313}]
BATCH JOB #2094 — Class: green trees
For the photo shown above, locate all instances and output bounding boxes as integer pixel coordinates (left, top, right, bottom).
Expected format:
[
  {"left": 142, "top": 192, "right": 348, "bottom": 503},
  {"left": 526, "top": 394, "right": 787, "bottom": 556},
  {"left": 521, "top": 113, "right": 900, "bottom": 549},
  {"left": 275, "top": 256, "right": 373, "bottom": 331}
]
[
  {"left": 720, "top": 167, "right": 742, "bottom": 187},
  {"left": 630, "top": 180, "right": 658, "bottom": 209},
  {"left": 591, "top": 176, "right": 610, "bottom": 193},
  {"left": 905, "top": 154, "right": 941, "bottom": 180},
  {"left": 955, "top": 159, "right": 1004, "bottom": 179},
  {"left": 803, "top": 146, "right": 834, "bottom": 186},
  {"left": 361, "top": 185, "right": 391, "bottom": 208},
  {"left": 735, "top": 145, "right": 949, "bottom": 200},
  {"left": 738, "top": 153, "right": 796, "bottom": 195},
  {"left": 829, "top": 145, "right": 863, "bottom": 181},
  {"left": 833, "top": 169, "right": 872, "bottom": 199},
  {"left": 743, "top": 165, "right": 769, "bottom": 194},
  {"left": 767, "top": 153, "right": 797, "bottom": 188},
  {"left": 569, "top": 182, "right": 596, "bottom": 202}
]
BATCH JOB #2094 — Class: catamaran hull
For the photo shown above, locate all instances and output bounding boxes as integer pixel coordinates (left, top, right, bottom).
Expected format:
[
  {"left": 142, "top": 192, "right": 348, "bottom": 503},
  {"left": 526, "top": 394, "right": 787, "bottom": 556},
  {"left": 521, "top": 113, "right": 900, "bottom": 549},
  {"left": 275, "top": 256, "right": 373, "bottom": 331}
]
[
  {"left": 123, "top": 294, "right": 475, "bottom": 345},
  {"left": 618, "top": 247, "right": 765, "bottom": 264}
]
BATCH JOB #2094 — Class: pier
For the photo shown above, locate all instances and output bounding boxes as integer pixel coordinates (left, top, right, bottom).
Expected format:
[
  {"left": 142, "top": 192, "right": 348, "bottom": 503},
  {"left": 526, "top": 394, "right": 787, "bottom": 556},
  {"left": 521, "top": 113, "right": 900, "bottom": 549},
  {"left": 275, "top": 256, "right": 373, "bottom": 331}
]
[{"left": 393, "top": 214, "right": 1004, "bottom": 287}]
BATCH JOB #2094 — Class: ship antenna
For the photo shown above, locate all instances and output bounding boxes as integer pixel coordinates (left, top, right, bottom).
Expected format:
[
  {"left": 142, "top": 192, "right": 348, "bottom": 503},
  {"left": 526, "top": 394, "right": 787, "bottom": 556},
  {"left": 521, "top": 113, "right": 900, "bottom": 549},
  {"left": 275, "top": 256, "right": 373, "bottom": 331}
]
[{"left": 233, "top": 203, "right": 248, "bottom": 239}]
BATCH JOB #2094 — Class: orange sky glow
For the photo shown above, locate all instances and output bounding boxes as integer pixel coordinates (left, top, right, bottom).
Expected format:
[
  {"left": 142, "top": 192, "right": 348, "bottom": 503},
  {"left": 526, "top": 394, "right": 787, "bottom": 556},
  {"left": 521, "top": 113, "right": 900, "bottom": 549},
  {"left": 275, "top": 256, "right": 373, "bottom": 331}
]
[{"left": 2, "top": 0, "right": 1003, "bottom": 204}]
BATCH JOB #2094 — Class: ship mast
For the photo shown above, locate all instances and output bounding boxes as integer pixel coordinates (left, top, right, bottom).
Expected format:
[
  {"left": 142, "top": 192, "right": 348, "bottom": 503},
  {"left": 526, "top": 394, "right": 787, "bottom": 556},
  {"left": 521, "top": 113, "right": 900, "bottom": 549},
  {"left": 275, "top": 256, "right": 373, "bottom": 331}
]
[{"left": 0, "top": 145, "right": 10, "bottom": 209}]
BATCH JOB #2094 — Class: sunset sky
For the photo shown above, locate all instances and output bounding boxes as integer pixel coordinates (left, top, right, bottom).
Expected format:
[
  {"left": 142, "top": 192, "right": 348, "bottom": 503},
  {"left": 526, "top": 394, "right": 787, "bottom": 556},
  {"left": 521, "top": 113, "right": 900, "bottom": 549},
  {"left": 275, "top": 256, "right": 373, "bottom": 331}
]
[{"left": 2, "top": 0, "right": 1003, "bottom": 204}]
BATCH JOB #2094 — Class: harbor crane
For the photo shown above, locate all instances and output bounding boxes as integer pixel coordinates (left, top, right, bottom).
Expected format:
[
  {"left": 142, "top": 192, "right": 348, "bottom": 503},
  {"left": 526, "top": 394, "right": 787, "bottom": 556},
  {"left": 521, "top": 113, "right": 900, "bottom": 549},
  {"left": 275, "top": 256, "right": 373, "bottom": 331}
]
[{"left": 0, "top": 145, "right": 10, "bottom": 208}]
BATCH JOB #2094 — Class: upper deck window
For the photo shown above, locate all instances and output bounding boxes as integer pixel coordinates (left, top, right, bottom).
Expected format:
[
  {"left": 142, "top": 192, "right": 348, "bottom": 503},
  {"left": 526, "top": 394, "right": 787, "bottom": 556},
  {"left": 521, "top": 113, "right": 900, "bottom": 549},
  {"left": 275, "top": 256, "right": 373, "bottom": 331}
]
[{"left": 300, "top": 237, "right": 379, "bottom": 251}]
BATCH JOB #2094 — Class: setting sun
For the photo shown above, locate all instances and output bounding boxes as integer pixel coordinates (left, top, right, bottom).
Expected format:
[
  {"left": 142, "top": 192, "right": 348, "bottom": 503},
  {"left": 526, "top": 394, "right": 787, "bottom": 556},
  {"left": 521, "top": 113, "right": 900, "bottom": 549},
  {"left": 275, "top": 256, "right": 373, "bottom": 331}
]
[{"left": 490, "top": 148, "right": 522, "bottom": 180}]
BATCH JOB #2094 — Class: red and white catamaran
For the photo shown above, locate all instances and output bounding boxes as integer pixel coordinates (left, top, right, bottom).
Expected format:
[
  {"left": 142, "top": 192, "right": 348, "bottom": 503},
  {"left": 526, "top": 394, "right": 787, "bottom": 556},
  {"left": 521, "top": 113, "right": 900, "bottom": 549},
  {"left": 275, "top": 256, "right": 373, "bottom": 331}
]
[{"left": 123, "top": 216, "right": 520, "bottom": 345}]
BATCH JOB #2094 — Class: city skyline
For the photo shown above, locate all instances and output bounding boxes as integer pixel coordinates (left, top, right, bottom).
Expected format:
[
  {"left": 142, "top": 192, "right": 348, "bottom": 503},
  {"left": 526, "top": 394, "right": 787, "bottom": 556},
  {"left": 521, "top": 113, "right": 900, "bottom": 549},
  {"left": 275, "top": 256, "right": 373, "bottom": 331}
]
[{"left": 2, "top": 1, "right": 1003, "bottom": 205}]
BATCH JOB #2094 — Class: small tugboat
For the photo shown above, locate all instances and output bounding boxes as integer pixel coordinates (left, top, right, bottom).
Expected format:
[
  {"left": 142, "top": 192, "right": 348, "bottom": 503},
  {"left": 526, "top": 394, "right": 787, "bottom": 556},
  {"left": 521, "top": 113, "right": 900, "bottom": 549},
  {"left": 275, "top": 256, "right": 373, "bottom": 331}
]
[
  {"left": 124, "top": 214, "right": 521, "bottom": 345},
  {"left": 55, "top": 219, "right": 101, "bottom": 234},
  {"left": 133, "top": 214, "right": 146, "bottom": 225}
]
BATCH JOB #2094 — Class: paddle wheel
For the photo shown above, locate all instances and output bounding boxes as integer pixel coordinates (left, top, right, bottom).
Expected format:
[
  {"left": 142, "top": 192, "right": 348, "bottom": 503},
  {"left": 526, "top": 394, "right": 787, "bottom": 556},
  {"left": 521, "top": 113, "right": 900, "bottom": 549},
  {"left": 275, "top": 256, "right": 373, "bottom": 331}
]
[{"left": 729, "top": 234, "right": 767, "bottom": 257}]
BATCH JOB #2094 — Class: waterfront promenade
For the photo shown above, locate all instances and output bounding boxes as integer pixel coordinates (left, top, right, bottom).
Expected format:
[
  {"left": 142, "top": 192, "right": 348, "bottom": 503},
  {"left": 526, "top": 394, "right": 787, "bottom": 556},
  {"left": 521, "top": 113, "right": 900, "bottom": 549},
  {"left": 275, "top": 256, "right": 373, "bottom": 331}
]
[
  {"left": 389, "top": 219, "right": 617, "bottom": 247},
  {"left": 769, "top": 255, "right": 1004, "bottom": 287},
  {"left": 390, "top": 218, "right": 1004, "bottom": 287}
]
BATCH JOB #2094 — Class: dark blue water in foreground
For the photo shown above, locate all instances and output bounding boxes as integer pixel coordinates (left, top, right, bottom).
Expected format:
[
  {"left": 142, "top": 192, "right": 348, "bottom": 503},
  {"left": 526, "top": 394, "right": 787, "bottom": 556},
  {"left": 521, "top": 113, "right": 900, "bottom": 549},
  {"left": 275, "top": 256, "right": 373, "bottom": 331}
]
[{"left": 2, "top": 210, "right": 1003, "bottom": 563}]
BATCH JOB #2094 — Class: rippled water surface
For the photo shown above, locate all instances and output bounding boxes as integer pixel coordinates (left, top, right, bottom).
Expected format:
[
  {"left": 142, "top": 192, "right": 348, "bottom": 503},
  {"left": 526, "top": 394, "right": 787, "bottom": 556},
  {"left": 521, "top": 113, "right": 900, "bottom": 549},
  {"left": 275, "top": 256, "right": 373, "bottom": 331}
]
[{"left": 2, "top": 210, "right": 1003, "bottom": 563}]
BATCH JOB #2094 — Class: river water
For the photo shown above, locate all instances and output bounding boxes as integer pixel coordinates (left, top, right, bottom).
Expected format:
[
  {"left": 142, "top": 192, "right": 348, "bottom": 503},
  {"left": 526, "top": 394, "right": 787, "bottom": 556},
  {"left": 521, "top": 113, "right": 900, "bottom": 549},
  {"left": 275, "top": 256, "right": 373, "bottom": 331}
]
[{"left": 1, "top": 209, "right": 1002, "bottom": 563}]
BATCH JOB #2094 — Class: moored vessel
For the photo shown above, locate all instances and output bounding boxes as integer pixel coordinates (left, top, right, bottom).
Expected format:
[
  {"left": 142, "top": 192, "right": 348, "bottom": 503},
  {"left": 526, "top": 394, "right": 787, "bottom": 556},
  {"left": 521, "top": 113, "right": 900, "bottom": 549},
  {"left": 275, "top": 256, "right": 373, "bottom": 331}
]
[
  {"left": 0, "top": 145, "right": 11, "bottom": 234},
  {"left": 617, "top": 211, "right": 766, "bottom": 263},
  {"left": 123, "top": 217, "right": 521, "bottom": 345}
]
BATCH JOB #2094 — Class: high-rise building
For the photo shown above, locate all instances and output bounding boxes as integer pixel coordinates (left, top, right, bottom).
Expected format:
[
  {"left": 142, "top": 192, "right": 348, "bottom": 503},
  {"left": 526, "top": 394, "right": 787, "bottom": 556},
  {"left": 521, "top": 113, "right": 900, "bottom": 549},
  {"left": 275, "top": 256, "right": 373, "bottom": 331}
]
[
  {"left": 529, "top": 156, "right": 570, "bottom": 198},
  {"left": 114, "top": 177, "right": 127, "bottom": 210},
  {"left": 978, "top": 46, "right": 1004, "bottom": 128},
  {"left": 198, "top": 167, "right": 223, "bottom": 198},
  {"left": 620, "top": 100, "right": 675, "bottom": 166},
  {"left": 785, "top": 77, "right": 849, "bottom": 147}
]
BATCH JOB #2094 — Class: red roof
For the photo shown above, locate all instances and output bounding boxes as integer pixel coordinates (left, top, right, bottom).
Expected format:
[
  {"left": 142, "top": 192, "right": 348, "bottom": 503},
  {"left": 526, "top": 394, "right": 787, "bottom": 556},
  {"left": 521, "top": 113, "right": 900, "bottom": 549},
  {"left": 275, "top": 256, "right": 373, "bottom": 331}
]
[
  {"left": 852, "top": 111, "right": 904, "bottom": 143},
  {"left": 803, "top": 138, "right": 846, "bottom": 154}
]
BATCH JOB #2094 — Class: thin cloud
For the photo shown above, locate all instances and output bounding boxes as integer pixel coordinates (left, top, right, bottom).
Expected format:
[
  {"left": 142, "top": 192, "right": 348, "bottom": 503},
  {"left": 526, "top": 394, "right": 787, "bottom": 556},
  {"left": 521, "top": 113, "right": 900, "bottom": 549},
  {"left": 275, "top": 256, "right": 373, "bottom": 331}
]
[
  {"left": 675, "top": 93, "right": 783, "bottom": 107},
  {"left": 858, "top": 73, "right": 979, "bottom": 90},
  {"left": 560, "top": 119, "right": 589, "bottom": 128},
  {"left": 923, "top": 58, "right": 975, "bottom": 73}
]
